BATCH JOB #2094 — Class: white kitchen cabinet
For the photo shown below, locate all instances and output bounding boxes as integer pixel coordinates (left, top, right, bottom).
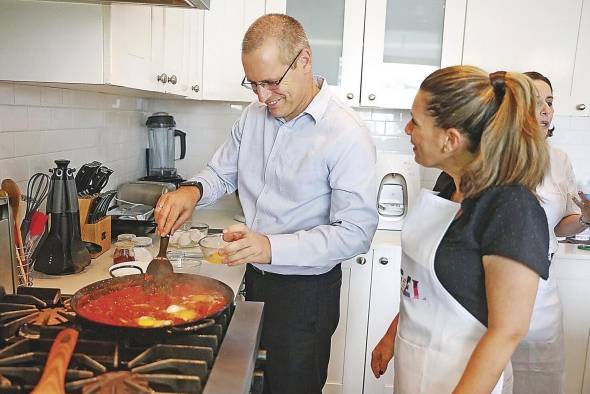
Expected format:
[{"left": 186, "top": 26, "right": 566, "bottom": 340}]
[
  {"left": 324, "top": 232, "right": 402, "bottom": 394},
  {"left": 462, "top": 0, "right": 590, "bottom": 116},
  {"left": 324, "top": 252, "right": 373, "bottom": 394},
  {"left": 552, "top": 251, "right": 590, "bottom": 394},
  {"left": 186, "top": 10, "right": 205, "bottom": 99},
  {"left": 0, "top": 0, "right": 104, "bottom": 84},
  {"left": 363, "top": 245, "right": 401, "bottom": 394},
  {"left": 0, "top": 0, "right": 198, "bottom": 97},
  {"left": 201, "top": 0, "right": 266, "bottom": 102},
  {"left": 361, "top": 0, "right": 466, "bottom": 108},
  {"left": 285, "top": 0, "right": 465, "bottom": 109},
  {"left": 570, "top": 0, "right": 590, "bottom": 116},
  {"left": 284, "top": 0, "right": 365, "bottom": 104}
]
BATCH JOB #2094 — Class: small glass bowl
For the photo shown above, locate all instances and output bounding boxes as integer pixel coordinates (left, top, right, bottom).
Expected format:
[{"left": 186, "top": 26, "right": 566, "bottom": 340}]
[
  {"left": 167, "top": 251, "right": 203, "bottom": 273},
  {"left": 198, "top": 234, "right": 228, "bottom": 264}
]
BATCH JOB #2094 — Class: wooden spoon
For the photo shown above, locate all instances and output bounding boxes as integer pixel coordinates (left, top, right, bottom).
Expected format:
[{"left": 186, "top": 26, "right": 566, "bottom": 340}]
[
  {"left": 146, "top": 235, "right": 173, "bottom": 277},
  {"left": 31, "top": 328, "right": 79, "bottom": 394},
  {"left": 0, "top": 188, "right": 27, "bottom": 283}
]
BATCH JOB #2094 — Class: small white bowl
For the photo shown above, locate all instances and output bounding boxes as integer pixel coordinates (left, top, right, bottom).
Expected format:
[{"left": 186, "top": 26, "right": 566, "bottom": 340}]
[{"left": 109, "top": 260, "right": 150, "bottom": 277}]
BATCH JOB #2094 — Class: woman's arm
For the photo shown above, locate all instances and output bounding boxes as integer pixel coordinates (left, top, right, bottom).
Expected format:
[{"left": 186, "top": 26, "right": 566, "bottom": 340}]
[
  {"left": 554, "top": 214, "right": 587, "bottom": 237},
  {"left": 555, "top": 192, "right": 590, "bottom": 237},
  {"left": 371, "top": 314, "right": 399, "bottom": 378},
  {"left": 453, "top": 255, "right": 539, "bottom": 394}
]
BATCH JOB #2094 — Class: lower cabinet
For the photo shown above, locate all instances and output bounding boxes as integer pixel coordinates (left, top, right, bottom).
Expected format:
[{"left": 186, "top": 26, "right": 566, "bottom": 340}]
[
  {"left": 324, "top": 240, "right": 402, "bottom": 394},
  {"left": 552, "top": 254, "right": 590, "bottom": 394}
]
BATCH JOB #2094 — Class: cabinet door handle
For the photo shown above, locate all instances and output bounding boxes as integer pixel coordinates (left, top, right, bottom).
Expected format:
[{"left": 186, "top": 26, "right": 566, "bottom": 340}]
[
  {"left": 379, "top": 257, "right": 388, "bottom": 265},
  {"left": 368, "top": 94, "right": 376, "bottom": 101},
  {"left": 192, "top": 84, "right": 200, "bottom": 93},
  {"left": 169, "top": 75, "right": 178, "bottom": 85},
  {"left": 346, "top": 93, "right": 354, "bottom": 100},
  {"left": 356, "top": 256, "right": 366, "bottom": 265},
  {"left": 577, "top": 104, "right": 586, "bottom": 111},
  {"left": 157, "top": 73, "right": 168, "bottom": 84}
]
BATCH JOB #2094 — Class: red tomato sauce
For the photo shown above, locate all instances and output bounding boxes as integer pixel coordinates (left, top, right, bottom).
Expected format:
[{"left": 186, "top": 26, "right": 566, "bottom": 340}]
[{"left": 76, "top": 282, "right": 227, "bottom": 328}]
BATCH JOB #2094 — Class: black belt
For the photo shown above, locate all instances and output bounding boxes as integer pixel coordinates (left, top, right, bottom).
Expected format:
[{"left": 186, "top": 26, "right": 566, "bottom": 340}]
[{"left": 246, "top": 263, "right": 341, "bottom": 279}]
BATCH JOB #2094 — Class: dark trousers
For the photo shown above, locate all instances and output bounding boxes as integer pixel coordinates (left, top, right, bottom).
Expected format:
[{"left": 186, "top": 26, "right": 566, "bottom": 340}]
[{"left": 245, "top": 264, "right": 342, "bottom": 394}]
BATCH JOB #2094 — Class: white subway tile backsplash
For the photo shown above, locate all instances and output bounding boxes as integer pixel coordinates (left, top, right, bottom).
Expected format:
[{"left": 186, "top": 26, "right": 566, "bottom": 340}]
[
  {"left": 374, "top": 121, "right": 385, "bottom": 135},
  {"left": 14, "top": 131, "right": 43, "bottom": 156},
  {"left": 0, "top": 133, "right": 15, "bottom": 159},
  {"left": 0, "top": 105, "right": 28, "bottom": 131},
  {"left": 28, "top": 107, "right": 52, "bottom": 130},
  {"left": 72, "top": 109, "right": 104, "bottom": 129},
  {"left": 0, "top": 84, "right": 14, "bottom": 105},
  {"left": 569, "top": 116, "right": 590, "bottom": 131},
  {"left": 372, "top": 111, "right": 394, "bottom": 122},
  {"left": 0, "top": 157, "right": 29, "bottom": 182},
  {"left": 14, "top": 85, "right": 41, "bottom": 106},
  {"left": 50, "top": 108, "right": 73, "bottom": 129}
]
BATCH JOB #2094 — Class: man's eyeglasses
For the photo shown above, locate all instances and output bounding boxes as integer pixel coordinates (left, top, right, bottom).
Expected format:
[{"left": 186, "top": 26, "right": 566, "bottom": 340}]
[{"left": 241, "top": 49, "right": 303, "bottom": 92}]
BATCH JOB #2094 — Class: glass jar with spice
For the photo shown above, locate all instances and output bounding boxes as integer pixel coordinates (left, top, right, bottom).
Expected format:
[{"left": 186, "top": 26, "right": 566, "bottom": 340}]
[{"left": 112, "top": 241, "right": 135, "bottom": 265}]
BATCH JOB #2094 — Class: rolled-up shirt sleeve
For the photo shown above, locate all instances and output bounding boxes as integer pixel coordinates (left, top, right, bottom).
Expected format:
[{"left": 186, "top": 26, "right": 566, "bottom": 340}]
[{"left": 267, "top": 127, "right": 378, "bottom": 267}]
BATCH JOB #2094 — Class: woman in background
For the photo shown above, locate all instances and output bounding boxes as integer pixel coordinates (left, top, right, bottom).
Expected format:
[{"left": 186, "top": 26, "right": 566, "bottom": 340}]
[
  {"left": 508, "top": 71, "right": 590, "bottom": 394},
  {"left": 370, "top": 66, "right": 551, "bottom": 393}
]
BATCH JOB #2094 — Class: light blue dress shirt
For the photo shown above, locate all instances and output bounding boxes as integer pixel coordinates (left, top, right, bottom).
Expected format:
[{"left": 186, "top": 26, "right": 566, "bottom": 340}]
[{"left": 193, "top": 78, "right": 378, "bottom": 275}]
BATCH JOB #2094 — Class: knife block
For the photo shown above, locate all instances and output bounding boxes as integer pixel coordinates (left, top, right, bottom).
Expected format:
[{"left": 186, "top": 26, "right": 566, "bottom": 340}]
[{"left": 78, "top": 196, "right": 111, "bottom": 258}]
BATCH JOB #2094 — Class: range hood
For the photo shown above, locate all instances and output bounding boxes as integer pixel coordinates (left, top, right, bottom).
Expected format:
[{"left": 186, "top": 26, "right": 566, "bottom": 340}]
[{"left": 37, "top": 0, "right": 210, "bottom": 9}]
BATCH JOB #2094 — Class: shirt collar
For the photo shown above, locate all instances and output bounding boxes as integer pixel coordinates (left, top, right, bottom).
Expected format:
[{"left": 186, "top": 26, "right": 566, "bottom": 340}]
[
  {"left": 303, "top": 76, "right": 331, "bottom": 123},
  {"left": 277, "top": 76, "right": 331, "bottom": 125}
]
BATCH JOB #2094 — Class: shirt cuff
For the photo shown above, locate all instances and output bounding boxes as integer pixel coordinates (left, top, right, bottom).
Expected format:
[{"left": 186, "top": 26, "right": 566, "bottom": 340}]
[{"left": 266, "top": 233, "right": 299, "bottom": 266}]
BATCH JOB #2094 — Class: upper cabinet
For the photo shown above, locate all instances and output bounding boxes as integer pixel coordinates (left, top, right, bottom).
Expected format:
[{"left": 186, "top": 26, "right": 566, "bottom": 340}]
[
  {"left": 284, "top": 0, "right": 465, "bottom": 109},
  {"left": 201, "top": 0, "right": 265, "bottom": 102},
  {"left": 462, "top": 0, "right": 590, "bottom": 116},
  {"left": 0, "top": 0, "right": 203, "bottom": 98}
]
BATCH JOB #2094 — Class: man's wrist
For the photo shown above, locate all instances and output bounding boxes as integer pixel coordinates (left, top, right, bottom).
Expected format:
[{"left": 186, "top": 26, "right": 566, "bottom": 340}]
[{"left": 179, "top": 181, "right": 203, "bottom": 202}]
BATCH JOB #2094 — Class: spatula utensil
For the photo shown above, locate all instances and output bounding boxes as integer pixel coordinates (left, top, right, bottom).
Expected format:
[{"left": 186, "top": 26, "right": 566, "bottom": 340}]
[{"left": 143, "top": 235, "right": 173, "bottom": 292}]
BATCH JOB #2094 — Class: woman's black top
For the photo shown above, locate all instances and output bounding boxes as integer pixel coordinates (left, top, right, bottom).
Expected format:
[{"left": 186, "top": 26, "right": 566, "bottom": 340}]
[{"left": 433, "top": 172, "right": 550, "bottom": 326}]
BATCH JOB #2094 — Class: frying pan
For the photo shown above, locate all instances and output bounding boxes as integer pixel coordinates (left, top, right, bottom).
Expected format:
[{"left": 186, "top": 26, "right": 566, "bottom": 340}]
[{"left": 69, "top": 273, "right": 234, "bottom": 333}]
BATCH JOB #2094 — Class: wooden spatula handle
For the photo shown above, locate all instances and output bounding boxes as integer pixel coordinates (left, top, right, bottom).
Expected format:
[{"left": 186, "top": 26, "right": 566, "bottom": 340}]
[{"left": 31, "top": 328, "right": 79, "bottom": 394}]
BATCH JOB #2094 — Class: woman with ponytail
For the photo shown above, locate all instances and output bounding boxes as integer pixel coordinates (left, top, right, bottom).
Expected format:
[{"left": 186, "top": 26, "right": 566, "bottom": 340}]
[{"left": 370, "top": 66, "right": 550, "bottom": 393}]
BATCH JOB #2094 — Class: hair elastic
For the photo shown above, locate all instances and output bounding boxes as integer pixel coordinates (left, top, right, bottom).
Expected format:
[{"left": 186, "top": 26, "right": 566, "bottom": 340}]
[{"left": 489, "top": 71, "right": 507, "bottom": 103}]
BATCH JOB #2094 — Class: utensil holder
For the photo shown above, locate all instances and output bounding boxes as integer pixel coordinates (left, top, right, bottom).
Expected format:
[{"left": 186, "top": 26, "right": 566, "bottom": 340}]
[{"left": 78, "top": 196, "right": 111, "bottom": 258}]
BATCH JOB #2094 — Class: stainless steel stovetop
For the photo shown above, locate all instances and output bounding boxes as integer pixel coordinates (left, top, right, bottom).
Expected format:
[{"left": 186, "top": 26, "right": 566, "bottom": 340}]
[{"left": 0, "top": 286, "right": 264, "bottom": 394}]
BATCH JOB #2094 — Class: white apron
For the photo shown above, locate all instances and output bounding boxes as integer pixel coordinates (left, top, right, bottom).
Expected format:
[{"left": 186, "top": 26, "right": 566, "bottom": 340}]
[
  {"left": 394, "top": 189, "right": 512, "bottom": 393},
  {"left": 511, "top": 170, "right": 566, "bottom": 394}
]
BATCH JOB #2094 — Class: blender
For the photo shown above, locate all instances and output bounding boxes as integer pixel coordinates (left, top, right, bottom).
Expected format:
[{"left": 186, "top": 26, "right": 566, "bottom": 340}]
[{"left": 141, "top": 112, "right": 187, "bottom": 185}]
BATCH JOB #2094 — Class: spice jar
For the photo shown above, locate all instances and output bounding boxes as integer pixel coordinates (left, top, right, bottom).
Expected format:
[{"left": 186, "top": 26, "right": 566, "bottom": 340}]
[{"left": 113, "top": 241, "right": 135, "bottom": 265}]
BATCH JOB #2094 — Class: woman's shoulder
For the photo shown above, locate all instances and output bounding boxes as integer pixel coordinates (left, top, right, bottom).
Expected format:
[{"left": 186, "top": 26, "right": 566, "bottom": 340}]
[{"left": 474, "top": 184, "right": 543, "bottom": 213}]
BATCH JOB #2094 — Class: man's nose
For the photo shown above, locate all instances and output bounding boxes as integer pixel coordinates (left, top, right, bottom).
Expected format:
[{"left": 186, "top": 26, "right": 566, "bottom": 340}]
[{"left": 256, "top": 86, "right": 272, "bottom": 102}]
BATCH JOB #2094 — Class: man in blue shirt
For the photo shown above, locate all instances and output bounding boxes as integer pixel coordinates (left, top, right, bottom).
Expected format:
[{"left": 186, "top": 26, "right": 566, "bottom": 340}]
[{"left": 155, "top": 14, "right": 378, "bottom": 394}]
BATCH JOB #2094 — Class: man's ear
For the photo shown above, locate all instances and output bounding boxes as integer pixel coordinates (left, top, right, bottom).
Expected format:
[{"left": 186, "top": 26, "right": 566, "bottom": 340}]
[
  {"left": 444, "top": 128, "right": 466, "bottom": 153},
  {"left": 298, "top": 48, "right": 312, "bottom": 73}
]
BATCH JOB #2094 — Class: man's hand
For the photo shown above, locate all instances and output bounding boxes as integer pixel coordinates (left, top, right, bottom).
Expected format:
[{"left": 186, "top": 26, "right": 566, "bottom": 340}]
[
  {"left": 154, "top": 187, "right": 200, "bottom": 236},
  {"left": 220, "top": 223, "right": 272, "bottom": 265}
]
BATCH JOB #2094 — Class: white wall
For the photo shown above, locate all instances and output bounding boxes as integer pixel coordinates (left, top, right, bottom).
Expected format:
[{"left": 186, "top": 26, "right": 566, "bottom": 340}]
[{"left": 0, "top": 82, "right": 148, "bottom": 193}]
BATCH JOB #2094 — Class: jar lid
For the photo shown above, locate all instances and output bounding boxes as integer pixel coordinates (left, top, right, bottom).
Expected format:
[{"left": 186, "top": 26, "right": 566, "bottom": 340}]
[
  {"left": 134, "top": 237, "right": 153, "bottom": 247},
  {"left": 117, "top": 233, "right": 136, "bottom": 241},
  {"left": 114, "top": 240, "right": 135, "bottom": 249}
]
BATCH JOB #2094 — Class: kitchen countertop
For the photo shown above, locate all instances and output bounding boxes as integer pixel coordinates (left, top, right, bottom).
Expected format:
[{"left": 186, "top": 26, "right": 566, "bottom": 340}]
[
  {"left": 32, "top": 194, "right": 589, "bottom": 294},
  {"left": 32, "top": 195, "right": 247, "bottom": 295}
]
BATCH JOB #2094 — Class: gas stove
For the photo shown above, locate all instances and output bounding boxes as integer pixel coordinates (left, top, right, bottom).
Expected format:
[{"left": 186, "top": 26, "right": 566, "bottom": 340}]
[{"left": 0, "top": 287, "right": 264, "bottom": 394}]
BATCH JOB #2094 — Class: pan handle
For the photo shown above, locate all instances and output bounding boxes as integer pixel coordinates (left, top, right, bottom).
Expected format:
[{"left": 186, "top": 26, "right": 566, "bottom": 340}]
[
  {"left": 31, "top": 328, "right": 79, "bottom": 394},
  {"left": 169, "top": 318, "right": 215, "bottom": 333}
]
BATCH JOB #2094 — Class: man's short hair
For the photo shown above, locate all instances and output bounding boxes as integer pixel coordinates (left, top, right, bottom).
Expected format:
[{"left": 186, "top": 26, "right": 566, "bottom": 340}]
[{"left": 242, "top": 14, "right": 310, "bottom": 64}]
